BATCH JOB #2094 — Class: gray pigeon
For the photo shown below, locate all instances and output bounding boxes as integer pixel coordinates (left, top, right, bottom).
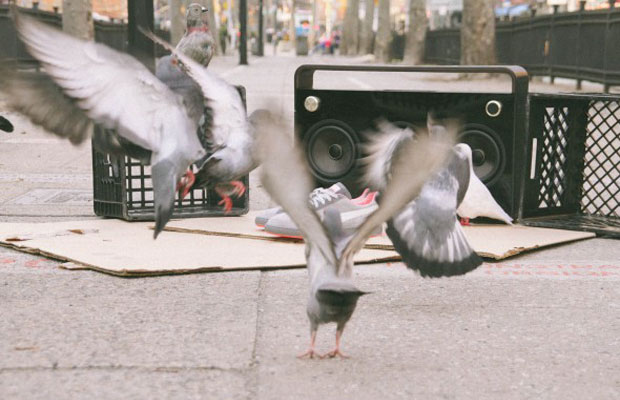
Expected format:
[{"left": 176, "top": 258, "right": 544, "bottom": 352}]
[
  {"left": 0, "top": 10, "right": 206, "bottom": 238},
  {"left": 175, "top": 3, "right": 214, "bottom": 67},
  {"left": 145, "top": 31, "right": 262, "bottom": 211},
  {"left": 257, "top": 115, "right": 454, "bottom": 358},
  {"left": 0, "top": 116, "right": 13, "bottom": 132},
  {"left": 362, "top": 119, "right": 483, "bottom": 277}
]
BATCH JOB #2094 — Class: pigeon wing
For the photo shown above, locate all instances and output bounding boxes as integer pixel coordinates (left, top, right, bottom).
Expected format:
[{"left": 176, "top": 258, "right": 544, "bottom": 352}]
[
  {"left": 144, "top": 30, "right": 246, "bottom": 156},
  {"left": 339, "top": 124, "right": 456, "bottom": 274},
  {"left": 386, "top": 155, "right": 482, "bottom": 278},
  {"left": 11, "top": 12, "right": 190, "bottom": 154},
  {"left": 255, "top": 111, "right": 337, "bottom": 270}
]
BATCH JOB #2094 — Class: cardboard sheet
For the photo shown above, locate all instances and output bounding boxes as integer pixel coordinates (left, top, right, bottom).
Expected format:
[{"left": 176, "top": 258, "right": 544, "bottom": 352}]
[
  {"left": 164, "top": 211, "right": 596, "bottom": 260},
  {"left": 0, "top": 219, "right": 400, "bottom": 277}
]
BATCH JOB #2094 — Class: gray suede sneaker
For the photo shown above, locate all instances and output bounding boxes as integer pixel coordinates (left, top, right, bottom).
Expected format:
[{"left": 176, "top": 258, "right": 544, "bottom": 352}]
[
  {"left": 254, "top": 183, "right": 351, "bottom": 227},
  {"left": 264, "top": 192, "right": 382, "bottom": 238}
]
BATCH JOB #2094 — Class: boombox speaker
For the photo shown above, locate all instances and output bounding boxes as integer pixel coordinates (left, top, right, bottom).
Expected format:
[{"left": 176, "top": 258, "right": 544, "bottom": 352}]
[{"left": 294, "top": 65, "right": 529, "bottom": 219}]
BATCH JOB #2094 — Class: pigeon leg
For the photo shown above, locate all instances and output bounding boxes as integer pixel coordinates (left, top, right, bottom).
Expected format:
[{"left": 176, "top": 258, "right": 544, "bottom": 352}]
[
  {"left": 460, "top": 217, "right": 470, "bottom": 226},
  {"left": 176, "top": 169, "right": 196, "bottom": 199},
  {"left": 215, "top": 185, "right": 234, "bottom": 213},
  {"left": 297, "top": 331, "right": 318, "bottom": 359},
  {"left": 322, "top": 329, "right": 349, "bottom": 359},
  {"left": 229, "top": 180, "right": 246, "bottom": 197}
]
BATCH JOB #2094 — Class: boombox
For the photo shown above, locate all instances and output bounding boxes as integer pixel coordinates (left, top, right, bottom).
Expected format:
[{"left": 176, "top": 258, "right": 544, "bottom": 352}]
[{"left": 294, "top": 65, "right": 529, "bottom": 219}]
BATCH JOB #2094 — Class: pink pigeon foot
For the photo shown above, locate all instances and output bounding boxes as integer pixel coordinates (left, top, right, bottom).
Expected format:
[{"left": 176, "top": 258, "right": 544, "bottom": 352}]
[
  {"left": 297, "top": 332, "right": 318, "bottom": 359},
  {"left": 460, "top": 217, "right": 470, "bottom": 226},
  {"left": 176, "top": 169, "right": 195, "bottom": 199},
  {"left": 320, "top": 330, "right": 349, "bottom": 359}
]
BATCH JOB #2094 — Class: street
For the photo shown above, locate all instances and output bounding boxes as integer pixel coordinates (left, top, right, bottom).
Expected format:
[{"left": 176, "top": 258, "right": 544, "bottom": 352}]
[{"left": 1, "top": 53, "right": 619, "bottom": 399}]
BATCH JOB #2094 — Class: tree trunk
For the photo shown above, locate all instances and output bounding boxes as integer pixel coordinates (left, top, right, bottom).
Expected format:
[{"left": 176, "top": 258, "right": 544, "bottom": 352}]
[
  {"left": 342, "top": 0, "right": 360, "bottom": 55},
  {"left": 360, "top": 0, "right": 375, "bottom": 55},
  {"left": 169, "top": 0, "right": 184, "bottom": 45},
  {"left": 61, "top": 0, "right": 93, "bottom": 40},
  {"left": 461, "top": 0, "right": 496, "bottom": 65},
  {"left": 374, "top": 0, "right": 390, "bottom": 62},
  {"left": 403, "top": 0, "right": 427, "bottom": 64},
  {"left": 289, "top": 0, "right": 297, "bottom": 44}
]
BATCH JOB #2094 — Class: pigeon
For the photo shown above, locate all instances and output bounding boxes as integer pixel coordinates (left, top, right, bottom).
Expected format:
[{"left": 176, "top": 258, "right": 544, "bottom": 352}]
[
  {"left": 257, "top": 115, "right": 454, "bottom": 358},
  {"left": 456, "top": 144, "right": 513, "bottom": 225},
  {"left": 144, "top": 30, "right": 262, "bottom": 212},
  {"left": 0, "top": 116, "right": 13, "bottom": 132},
  {"left": 361, "top": 119, "right": 483, "bottom": 277},
  {"left": 0, "top": 10, "right": 206, "bottom": 238},
  {"left": 175, "top": 3, "right": 215, "bottom": 68}
]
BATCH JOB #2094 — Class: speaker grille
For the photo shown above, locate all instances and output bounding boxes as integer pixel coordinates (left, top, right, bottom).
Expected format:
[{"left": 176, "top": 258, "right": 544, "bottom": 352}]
[{"left": 304, "top": 120, "right": 358, "bottom": 181}]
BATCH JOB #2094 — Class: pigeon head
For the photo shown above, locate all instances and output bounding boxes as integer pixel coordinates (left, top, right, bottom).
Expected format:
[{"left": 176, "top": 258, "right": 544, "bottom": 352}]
[{"left": 186, "top": 3, "right": 208, "bottom": 28}]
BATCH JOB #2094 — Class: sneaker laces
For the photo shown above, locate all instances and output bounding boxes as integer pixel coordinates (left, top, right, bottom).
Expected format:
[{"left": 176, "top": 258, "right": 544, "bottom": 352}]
[{"left": 308, "top": 188, "right": 338, "bottom": 208}]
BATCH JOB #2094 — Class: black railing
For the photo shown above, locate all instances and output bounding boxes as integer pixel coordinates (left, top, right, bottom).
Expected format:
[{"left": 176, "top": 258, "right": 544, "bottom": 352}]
[
  {"left": 0, "top": 5, "right": 170, "bottom": 66},
  {"left": 425, "top": 6, "right": 620, "bottom": 91}
]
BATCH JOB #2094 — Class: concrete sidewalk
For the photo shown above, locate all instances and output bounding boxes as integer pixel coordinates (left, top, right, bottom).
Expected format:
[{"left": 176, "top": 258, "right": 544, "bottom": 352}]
[{"left": 1, "top": 54, "right": 619, "bottom": 399}]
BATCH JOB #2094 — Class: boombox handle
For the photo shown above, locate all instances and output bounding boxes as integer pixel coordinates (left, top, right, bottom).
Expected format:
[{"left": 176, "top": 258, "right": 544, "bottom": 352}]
[{"left": 295, "top": 64, "right": 529, "bottom": 95}]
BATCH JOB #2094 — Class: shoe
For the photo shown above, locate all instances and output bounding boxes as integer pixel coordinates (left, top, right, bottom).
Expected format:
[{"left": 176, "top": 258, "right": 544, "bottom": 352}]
[
  {"left": 264, "top": 190, "right": 382, "bottom": 239},
  {"left": 255, "top": 182, "right": 354, "bottom": 227}
]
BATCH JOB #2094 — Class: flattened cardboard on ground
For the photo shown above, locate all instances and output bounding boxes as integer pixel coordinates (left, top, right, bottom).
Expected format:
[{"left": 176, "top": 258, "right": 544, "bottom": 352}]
[
  {"left": 0, "top": 219, "right": 400, "bottom": 277},
  {"left": 163, "top": 212, "right": 596, "bottom": 259}
]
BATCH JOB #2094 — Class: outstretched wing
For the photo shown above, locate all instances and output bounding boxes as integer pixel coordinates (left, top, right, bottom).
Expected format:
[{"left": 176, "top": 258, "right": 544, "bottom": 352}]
[
  {"left": 255, "top": 111, "right": 337, "bottom": 270},
  {"left": 7, "top": 11, "right": 188, "bottom": 153},
  {"left": 386, "top": 152, "right": 482, "bottom": 277},
  {"left": 143, "top": 29, "right": 246, "bottom": 156},
  {"left": 339, "top": 122, "right": 456, "bottom": 274}
]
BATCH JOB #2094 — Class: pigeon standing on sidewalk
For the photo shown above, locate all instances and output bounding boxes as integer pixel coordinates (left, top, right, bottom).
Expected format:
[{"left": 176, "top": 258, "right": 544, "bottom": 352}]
[
  {"left": 176, "top": 3, "right": 215, "bottom": 68},
  {"left": 361, "top": 119, "right": 483, "bottom": 277},
  {"left": 257, "top": 115, "right": 454, "bottom": 358},
  {"left": 0, "top": 10, "right": 206, "bottom": 238},
  {"left": 144, "top": 31, "right": 266, "bottom": 211},
  {"left": 0, "top": 116, "right": 13, "bottom": 132},
  {"left": 456, "top": 143, "right": 513, "bottom": 225}
]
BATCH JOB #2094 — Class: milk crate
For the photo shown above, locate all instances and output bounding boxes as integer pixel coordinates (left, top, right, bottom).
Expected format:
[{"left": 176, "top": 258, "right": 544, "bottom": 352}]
[
  {"left": 92, "top": 86, "right": 250, "bottom": 221},
  {"left": 520, "top": 93, "right": 620, "bottom": 237}
]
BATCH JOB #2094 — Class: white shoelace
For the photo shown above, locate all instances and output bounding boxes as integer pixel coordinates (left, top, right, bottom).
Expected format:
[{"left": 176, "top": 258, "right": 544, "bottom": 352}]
[{"left": 308, "top": 188, "right": 339, "bottom": 208}]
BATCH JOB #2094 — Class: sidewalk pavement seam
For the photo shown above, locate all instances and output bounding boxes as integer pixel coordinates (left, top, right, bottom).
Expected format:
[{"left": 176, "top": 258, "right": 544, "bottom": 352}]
[
  {"left": 245, "top": 270, "right": 266, "bottom": 400},
  {"left": 0, "top": 365, "right": 248, "bottom": 374}
]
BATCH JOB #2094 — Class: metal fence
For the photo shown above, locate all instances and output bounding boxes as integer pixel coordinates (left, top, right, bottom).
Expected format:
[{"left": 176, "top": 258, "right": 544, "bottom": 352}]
[
  {"left": 0, "top": 5, "right": 170, "bottom": 67},
  {"left": 425, "top": 6, "right": 620, "bottom": 91}
]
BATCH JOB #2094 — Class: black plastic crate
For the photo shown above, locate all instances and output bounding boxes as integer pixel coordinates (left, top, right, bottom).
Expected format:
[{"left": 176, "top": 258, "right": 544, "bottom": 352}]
[
  {"left": 92, "top": 87, "right": 250, "bottom": 221},
  {"left": 520, "top": 93, "right": 620, "bottom": 237}
]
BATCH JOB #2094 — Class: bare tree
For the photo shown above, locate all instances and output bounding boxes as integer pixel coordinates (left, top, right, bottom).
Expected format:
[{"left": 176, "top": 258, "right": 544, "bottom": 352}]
[
  {"left": 374, "top": 0, "right": 390, "bottom": 62},
  {"left": 62, "top": 0, "right": 93, "bottom": 40},
  {"left": 359, "top": 0, "right": 375, "bottom": 55},
  {"left": 403, "top": 0, "right": 427, "bottom": 64},
  {"left": 461, "top": 0, "right": 496, "bottom": 65},
  {"left": 342, "top": 0, "right": 360, "bottom": 55},
  {"left": 287, "top": 0, "right": 297, "bottom": 50}
]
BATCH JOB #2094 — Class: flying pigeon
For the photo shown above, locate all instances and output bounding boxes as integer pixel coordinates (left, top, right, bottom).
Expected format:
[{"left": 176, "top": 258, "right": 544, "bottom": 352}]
[
  {"left": 175, "top": 3, "right": 215, "bottom": 68},
  {"left": 361, "top": 119, "right": 483, "bottom": 277},
  {"left": 0, "top": 116, "right": 13, "bottom": 132},
  {"left": 257, "top": 115, "right": 454, "bottom": 358},
  {"left": 144, "top": 30, "right": 262, "bottom": 211},
  {"left": 0, "top": 10, "right": 206, "bottom": 238},
  {"left": 456, "top": 144, "right": 513, "bottom": 225}
]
